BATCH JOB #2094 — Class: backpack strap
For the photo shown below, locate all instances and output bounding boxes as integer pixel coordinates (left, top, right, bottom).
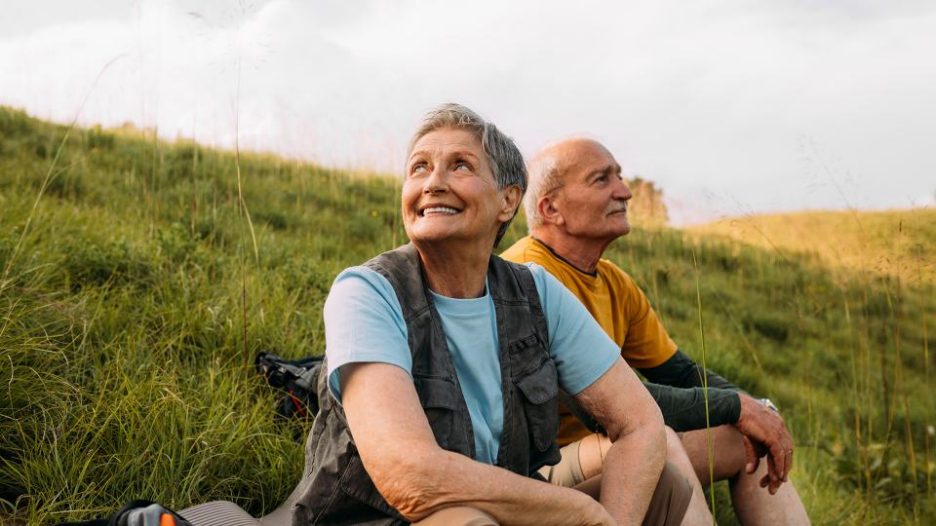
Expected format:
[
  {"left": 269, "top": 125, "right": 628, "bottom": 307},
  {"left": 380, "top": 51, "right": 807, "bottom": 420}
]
[{"left": 59, "top": 500, "right": 193, "bottom": 526}]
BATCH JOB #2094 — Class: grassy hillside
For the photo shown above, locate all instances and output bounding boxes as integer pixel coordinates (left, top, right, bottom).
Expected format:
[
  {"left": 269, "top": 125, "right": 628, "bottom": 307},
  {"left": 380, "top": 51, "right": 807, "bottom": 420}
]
[
  {"left": 1, "top": 106, "right": 933, "bottom": 524},
  {"left": 687, "top": 209, "right": 935, "bottom": 285}
]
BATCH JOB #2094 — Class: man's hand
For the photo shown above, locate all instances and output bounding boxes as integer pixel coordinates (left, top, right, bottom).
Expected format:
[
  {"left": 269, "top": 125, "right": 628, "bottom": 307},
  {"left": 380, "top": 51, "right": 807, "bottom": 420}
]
[{"left": 735, "top": 394, "right": 794, "bottom": 495}]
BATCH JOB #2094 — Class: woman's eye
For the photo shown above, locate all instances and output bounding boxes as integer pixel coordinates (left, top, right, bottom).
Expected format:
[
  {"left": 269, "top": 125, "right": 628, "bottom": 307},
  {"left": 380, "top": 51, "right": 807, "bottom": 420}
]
[
  {"left": 454, "top": 161, "right": 472, "bottom": 172},
  {"left": 410, "top": 163, "right": 428, "bottom": 175}
]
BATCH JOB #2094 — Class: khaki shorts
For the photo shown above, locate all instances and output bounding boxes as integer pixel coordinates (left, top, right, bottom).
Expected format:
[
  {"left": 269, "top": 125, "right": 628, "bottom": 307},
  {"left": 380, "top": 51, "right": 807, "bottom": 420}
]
[
  {"left": 415, "top": 464, "right": 690, "bottom": 526},
  {"left": 414, "top": 506, "right": 498, "bottom": 526},
  {"left": 540, "top": 439, "right": 692, "bottom": 526}
]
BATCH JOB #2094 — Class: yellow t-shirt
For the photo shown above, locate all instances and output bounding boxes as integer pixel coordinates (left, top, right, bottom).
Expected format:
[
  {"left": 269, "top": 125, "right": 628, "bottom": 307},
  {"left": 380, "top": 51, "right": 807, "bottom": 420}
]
[{"left": 501, "top": 236, "right": 677, "bottom": 445}]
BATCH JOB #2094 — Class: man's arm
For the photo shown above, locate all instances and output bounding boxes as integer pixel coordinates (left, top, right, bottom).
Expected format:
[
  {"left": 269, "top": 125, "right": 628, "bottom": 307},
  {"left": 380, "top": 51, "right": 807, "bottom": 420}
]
[
  {"left": 341, "top": 362, "right": 615, "bottom": 526},
  {"left": 639, "top": 350, "right": 794, "bottom": 492},
  {"left": 638, "top": 349, "right": 739, "bottom": 391},
  {"left": 636, "top": 350, "right": 741, "bottom": 431},
  {"left": 641, "top": 382, "right": 740, "bottom": 431},
  {"left": 573, "top": 358, "right": 666, "bottom": 525}
]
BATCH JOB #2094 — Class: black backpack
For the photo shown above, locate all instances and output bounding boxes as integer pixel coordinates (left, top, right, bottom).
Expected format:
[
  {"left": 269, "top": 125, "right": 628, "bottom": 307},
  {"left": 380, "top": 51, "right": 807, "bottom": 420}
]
[
  {"left": 254, "top": 352, "right": 324, "bottom": 420},
  {"left": 59, "top": 500, "right": 193, "bottom": 526}
]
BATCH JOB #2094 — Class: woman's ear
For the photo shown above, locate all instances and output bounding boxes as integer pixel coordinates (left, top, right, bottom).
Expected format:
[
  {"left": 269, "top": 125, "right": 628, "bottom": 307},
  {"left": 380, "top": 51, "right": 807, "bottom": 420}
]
[{"left": 499, "top": 185, "right": 523, "bottom": 222}]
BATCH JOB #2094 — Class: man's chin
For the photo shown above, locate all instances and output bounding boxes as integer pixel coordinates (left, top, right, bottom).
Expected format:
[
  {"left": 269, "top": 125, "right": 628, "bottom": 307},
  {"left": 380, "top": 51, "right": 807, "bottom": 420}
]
[{"left": 613, "top": 217, "right": 631, "bottom": 237}]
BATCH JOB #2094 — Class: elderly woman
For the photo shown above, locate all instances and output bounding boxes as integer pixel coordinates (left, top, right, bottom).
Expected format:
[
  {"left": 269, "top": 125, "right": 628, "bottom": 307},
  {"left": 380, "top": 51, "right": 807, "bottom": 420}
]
[{"left": 292, "top": 104, "right": 688, "bottom": 525}]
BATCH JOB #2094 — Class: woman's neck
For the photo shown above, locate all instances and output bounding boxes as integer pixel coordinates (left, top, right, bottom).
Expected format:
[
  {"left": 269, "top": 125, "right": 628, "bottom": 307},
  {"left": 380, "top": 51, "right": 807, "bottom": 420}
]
[{"left": 415, "top": 241, "right": 490, "bottom": 298}]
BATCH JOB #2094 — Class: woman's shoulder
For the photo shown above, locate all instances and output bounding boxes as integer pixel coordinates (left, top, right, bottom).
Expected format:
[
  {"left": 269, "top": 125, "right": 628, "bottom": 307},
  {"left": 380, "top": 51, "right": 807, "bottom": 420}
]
[
  {"left": 361, "top": 244, "right": 420, "bottom": 277},
  {"left": 329, "top": 266, "right": 398, "bottom": 306}
]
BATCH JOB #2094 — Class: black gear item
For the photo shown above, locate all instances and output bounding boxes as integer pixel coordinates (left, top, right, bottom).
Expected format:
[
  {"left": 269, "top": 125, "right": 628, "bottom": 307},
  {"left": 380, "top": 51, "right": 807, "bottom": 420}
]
[
  {"left": 255, "top": 352, "right": 324, "bottom": 419},
  {"left": 58, "top": 500, "right": 193, "bottom": 526}
]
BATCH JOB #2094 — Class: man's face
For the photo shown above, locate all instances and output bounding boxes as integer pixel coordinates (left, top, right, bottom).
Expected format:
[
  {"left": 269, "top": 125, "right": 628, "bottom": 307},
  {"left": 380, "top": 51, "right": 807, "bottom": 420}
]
[{"left": 549, "top": 140, "right": 633, "bottom": 242}]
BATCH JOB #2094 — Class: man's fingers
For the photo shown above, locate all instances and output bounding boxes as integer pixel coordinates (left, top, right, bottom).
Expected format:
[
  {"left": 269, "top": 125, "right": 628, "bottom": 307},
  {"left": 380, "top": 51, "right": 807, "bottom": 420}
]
[
  {"left": 768, "top": 478, "right": 782, "bottom": 495},
  {"left": 767, "top": 436, "right": 790, "bottom": 483},
  {"left": 742, "top": 436, "right": 760, "bottom": 474},
  {"left": 772, "top": 429, "right": 793, "bottom": 481}
]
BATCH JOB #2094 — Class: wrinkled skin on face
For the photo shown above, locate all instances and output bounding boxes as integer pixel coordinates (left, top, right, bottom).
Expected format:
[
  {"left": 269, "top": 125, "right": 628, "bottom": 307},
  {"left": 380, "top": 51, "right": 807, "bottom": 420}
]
[
  {"left": 403, "top": 127, "right": 519, "bottom": 251},
  {"left": 546, "top": 139, "right": 633, "bottom": 243}
]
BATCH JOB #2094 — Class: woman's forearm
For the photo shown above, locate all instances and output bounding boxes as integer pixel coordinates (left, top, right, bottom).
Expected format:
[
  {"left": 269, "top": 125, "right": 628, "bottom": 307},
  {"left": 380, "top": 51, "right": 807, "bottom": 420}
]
[
  {"left": 382, "top": 445, "right": 612, "bottom": 525},
  {"left": 343, "top": 363, "right": 613, "bottom": 525},
  {"left": 572, "top": 359, "right": 668, "bottom": 525},
  {"left": 598, "top": 422, "right": 666, "bottom": 525}
]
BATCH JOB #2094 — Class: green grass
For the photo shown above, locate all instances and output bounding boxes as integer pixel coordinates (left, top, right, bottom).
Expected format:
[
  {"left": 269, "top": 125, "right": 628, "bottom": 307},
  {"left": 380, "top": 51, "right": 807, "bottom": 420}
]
[
  {"left": 687, "top": 208, "right": 936, "bottom": 285},
  {"left": 1, "top": 106, "right": 933, "bottom": 524}
]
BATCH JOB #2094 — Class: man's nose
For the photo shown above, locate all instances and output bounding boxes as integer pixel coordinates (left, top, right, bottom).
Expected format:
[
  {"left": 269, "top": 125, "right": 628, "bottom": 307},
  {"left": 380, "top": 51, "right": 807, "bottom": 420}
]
[{"left": 614, "top": 178, "right": 633, "bottom": 200}]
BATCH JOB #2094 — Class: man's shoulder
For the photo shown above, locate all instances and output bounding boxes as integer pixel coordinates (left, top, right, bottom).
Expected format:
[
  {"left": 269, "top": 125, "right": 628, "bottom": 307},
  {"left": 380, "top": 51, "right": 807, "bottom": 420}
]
[
  {"left": 596, "top": 258, "right": 641, "bottom": 293},
  {"left": 500, "top": 235, "right": 540, "bottom": 262},
  {"left": 500, "top": 236, "right": 566, "bottom": 273},
  {"left": 596, "top": 257, "right": 627, "bottom": 277}
]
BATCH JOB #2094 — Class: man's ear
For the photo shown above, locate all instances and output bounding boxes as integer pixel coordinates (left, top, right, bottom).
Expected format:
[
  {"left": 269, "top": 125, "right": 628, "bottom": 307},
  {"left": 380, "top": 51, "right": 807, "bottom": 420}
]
[
  {"left": 538, "top": 194, "right": 564, "bottom": 226},
  {"left": 499, "top": 185, "right": 523, "bottom": 222}
]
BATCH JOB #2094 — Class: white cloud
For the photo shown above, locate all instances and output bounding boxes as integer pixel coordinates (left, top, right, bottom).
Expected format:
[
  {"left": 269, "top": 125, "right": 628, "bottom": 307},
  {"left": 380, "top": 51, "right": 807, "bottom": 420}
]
[{"left": 1, "top": 0, "right": 934, "bottom": 224}]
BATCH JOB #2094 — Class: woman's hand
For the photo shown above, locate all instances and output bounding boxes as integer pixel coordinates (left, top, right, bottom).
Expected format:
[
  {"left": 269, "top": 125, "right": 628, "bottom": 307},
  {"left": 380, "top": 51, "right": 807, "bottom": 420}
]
[{"left": 340, "top": 362, "right": 620, "bottom": 525}]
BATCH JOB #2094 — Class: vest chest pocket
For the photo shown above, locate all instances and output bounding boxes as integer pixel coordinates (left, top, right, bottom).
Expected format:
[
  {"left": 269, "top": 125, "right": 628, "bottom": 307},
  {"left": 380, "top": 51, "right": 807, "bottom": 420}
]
[
  {"left": 414, "top": 375, "right": 463, "bottom": 450},
  {"left": 513, "top": 358, "right": 560, "bottom": 452}
]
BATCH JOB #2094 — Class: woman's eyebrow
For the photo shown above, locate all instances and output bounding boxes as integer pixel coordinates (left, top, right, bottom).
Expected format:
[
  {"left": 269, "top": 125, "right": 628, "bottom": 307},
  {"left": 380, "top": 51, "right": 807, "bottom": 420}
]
[
  {"left": 448, "top": 149, "right": 480, "bottom": 161},
  {"left": 408, "top": 146, "right": 481, "bottom": 163}
]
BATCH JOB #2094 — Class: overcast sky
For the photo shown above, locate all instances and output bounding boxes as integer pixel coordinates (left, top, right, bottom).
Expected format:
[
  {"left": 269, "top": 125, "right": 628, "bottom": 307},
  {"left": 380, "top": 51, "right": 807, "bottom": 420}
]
[{"left": 2, "top": 0, "right": 934, "bottom": 224}]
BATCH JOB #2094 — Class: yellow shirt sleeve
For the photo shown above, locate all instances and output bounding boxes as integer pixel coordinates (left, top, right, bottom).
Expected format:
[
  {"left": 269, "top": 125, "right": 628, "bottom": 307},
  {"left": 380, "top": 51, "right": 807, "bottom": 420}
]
[{"left": 604, "top": 265, "right": 677, "bottom": 369}]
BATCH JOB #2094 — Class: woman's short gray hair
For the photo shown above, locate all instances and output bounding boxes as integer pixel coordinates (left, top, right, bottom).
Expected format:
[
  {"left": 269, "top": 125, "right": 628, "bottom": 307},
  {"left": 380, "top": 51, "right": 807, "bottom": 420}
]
[{"left": 408, "top": 103, "right": 527, "bottom": 246}]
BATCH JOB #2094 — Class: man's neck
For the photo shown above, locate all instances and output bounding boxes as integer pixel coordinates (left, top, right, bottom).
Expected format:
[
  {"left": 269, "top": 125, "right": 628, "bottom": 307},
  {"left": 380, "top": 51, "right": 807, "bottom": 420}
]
[{"left": 531, "top": 228, "right": 613, "bottom": 274}]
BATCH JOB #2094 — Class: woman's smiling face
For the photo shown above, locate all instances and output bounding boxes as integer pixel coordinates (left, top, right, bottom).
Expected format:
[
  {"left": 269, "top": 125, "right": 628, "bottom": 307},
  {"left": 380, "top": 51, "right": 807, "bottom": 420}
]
[{"left": 403, "top": 127, "right": 514, "bottom": 248}]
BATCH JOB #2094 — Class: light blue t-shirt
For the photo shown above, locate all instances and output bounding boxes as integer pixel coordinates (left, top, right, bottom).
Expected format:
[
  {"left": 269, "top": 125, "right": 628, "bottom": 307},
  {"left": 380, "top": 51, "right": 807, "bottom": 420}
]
[{"left": 323, "top": 262, "right": 620, "bottom": 464}]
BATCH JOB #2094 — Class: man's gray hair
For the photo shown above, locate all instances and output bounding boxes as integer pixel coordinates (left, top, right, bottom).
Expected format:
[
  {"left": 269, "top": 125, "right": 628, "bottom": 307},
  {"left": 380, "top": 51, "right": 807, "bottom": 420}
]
[
  {"left": 408, "top": 103, "right": 526, "bottom": 246},
  {"left": 524, "top": 147, "right": 566, "bottom": 231}
]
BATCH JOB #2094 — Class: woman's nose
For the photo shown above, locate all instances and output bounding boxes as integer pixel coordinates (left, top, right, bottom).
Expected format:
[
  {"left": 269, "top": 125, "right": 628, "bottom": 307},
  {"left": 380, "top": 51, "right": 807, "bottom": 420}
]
[{"left": 424, "top": 166, "right": 448, "bottom": 194}]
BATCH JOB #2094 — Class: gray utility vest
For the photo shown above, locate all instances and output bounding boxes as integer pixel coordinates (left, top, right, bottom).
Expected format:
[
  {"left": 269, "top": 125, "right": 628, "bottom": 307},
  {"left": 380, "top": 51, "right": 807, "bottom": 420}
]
[{"left": 291, "top": 244, "right": 562, "bottom": 525}]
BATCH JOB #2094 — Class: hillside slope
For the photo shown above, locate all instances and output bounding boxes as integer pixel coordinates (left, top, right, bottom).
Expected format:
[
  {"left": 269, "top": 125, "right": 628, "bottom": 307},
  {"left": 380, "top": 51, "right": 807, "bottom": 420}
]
[
  {"left": 688, "top": 209, "right": 935, "bottom": 284},
  {"left": 1, "top": 106, "right": 933, "bottom": 524}
]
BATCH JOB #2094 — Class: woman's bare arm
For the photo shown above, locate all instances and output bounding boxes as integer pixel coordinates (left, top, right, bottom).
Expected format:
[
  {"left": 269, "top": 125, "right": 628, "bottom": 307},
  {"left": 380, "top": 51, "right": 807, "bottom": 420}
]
[
  {"left": 341, "top": 362, "right": 614, "bottom": 525},
  {"left": 573, "top": 358, "right": 667, "bottom": 525}
]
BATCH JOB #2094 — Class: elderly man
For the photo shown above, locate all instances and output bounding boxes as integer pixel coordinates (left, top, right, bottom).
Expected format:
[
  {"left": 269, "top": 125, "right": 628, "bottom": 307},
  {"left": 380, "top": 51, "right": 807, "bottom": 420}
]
[
  {"left": 501, "top": 138, "right": 810, "bottom": 525},
  {"left": 294, "top": 109, "right": 698, "bottom": 525}
]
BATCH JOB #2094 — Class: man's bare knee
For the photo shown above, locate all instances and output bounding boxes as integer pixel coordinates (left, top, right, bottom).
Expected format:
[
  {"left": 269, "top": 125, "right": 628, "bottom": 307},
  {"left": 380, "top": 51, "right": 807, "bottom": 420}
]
[{"left": 680, "top": 425, "right": 748, "bottom": 485}]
